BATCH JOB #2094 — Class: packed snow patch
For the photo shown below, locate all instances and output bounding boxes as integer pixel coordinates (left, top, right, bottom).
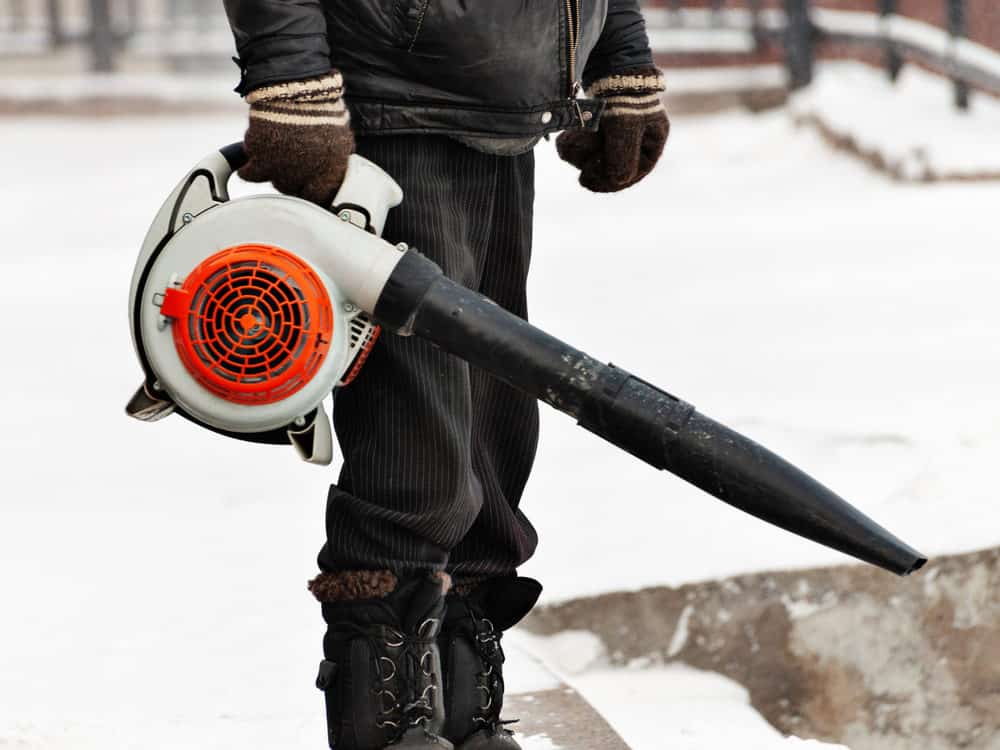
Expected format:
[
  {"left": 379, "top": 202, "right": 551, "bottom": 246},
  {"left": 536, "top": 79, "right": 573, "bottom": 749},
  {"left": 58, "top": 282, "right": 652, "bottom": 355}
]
[
  {"left": 514, "top": 629, "right": 609, "bottom": 676},
  {"left": 518, "top": 628, "right": 850, "bottom": 750},
  {"left": 571, "top": 667, "right": 851, "bottom": 749},
  {"left": 519, "top": 734, "right": 562, "bottom": 750},
  {"left": 514, "top": 631, "right": 851, "bottom": 749}
]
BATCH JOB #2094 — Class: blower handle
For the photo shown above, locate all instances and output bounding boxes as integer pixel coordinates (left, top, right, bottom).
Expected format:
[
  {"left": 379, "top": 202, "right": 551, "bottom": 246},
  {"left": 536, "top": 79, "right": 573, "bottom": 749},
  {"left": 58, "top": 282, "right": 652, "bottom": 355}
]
[
  {"left": 219, "top": 142, "right": 249, "bottom": 173},
  {"left": 214, "top": 142, "right": 401, "bottom": 237}
]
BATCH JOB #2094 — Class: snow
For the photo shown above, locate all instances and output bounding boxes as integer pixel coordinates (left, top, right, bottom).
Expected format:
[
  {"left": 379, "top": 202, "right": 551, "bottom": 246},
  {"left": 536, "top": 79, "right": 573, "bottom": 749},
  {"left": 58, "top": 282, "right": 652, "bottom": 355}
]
[
  {"left": 647, "top": 27, "right": 756, "bottom": 54},
  {"left": 571, "top": 667, "right": 849, "bottom": 750},
  {"left": 665, "top": 64, "right": 788, "bottom": 94},
  {"left": 0, "top": 72, "right": 238, "bottom": 103},
  {"left": 2, "top": 74, "right": 999, "bottom": 747},
  {"left": 667, "top": 604, "right": 694, "bottom": 657},
  {"left": 666, "top": 65, "right": 788, "bottom": 97},
  {"left": 791, "top": 62, "right": 1000, "bottom": 177},
  {"left": 644, "top": 7, "right": 785, "bottom": 33},
  {"left": 514, "top": 631, "right": 849, "bottom": 750}
]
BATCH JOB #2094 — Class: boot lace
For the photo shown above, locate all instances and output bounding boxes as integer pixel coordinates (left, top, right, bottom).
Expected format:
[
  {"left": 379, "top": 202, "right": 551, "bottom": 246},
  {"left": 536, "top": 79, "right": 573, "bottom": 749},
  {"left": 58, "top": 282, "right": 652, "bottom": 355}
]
[
  {"left": 468, "top": 614, "right": 513, "bottom": 732},
  {"left": 332, "top": 618, "right": 442, "bottom": 744}
]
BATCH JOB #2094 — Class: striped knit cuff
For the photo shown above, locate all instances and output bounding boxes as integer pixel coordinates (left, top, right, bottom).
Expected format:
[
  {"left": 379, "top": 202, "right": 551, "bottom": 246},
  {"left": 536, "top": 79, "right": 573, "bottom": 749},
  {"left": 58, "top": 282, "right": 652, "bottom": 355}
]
[
  {"left": 587, "top": 68, "right": 666, "bottom": 97},
  {"left": 587, "top": 67, "right": 666, "bottom": 119},
  {"left": 246, "top": 71, "right": 349, "bottom": 128}
]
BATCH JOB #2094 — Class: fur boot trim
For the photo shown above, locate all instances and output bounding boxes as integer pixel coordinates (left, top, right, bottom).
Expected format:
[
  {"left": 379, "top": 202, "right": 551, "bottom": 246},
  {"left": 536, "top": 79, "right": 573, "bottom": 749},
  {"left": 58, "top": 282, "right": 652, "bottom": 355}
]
[
  {"left": 309, "top": 569, "right": 452, "bottom": 602},
  {"left": 308, "top": 569, "right": 398, "bottom": 602}
]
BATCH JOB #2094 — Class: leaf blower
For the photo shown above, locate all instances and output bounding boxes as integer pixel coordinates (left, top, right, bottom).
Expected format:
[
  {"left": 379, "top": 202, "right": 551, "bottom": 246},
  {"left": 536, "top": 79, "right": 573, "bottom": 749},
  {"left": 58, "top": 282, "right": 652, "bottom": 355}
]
[{"left": 127, "top": 144, "right": 927, "bottom": 577}]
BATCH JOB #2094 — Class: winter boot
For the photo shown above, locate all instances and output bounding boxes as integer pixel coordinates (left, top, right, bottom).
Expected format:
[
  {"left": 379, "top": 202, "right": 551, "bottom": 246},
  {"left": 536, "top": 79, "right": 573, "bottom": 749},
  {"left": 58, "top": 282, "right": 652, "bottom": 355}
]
[
  {"left": 310, "top": 569, "right": 455, "bottom": 750},
  {"left": 439, "top": 577, "right": 543, "bottom": 750}
]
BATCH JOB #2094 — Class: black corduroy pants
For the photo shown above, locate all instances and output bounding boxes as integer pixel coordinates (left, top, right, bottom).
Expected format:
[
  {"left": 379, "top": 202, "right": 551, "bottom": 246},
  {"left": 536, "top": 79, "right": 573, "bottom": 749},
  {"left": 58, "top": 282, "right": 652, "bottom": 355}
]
[{"left": 317, "top": 135, "right": 540, "bottom": 582}]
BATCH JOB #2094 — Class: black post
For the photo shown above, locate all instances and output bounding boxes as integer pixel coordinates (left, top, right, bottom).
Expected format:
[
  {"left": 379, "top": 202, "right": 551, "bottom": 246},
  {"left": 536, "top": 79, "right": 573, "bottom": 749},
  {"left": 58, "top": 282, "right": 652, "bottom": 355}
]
[
  {"left": 10, "top": 0, "right": 26, "bottom": 32},
  {"left": 710, "top": 0, "right": 724, "bottom": 27},
  {"left": 879, "top": 0, "right": 902, "bottom": 82},
  {"left": 784, "top": 0, "right": 815, "bottom": 90},
  {"left": 749, "top": 0, "right": 765, "bottom": 52},
  {"left": 668, "top": 0, "right": 682, "bottom": 28},
  {"left": 89, "top": 0, "right": 115, "bottom": 72},
  {"left": 947, "top": 0, "right": 970, "bottom": 110},
  {"left": 126, "top": 0, "right": 140, "bottom": 37},
  {"left": 47, "top": 0, "right": 65, "bottom": 46}
]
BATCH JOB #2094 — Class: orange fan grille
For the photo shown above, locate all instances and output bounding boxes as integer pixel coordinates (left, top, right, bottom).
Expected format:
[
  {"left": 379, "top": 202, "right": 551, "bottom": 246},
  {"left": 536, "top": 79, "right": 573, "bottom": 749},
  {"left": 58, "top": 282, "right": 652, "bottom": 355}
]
[{"left": 165, "top": 244, "right": 334, "bottom": 405}]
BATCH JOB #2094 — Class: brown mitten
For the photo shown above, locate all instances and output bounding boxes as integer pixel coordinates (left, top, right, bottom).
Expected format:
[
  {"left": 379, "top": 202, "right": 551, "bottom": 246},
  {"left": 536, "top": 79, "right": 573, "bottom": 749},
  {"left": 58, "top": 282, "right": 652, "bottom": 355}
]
[
  {"left": 239, "top": 71, "right": 355, "bottom": 207},
  {"left": 556, "top": 66, "right": 669, "bottom": 193}
]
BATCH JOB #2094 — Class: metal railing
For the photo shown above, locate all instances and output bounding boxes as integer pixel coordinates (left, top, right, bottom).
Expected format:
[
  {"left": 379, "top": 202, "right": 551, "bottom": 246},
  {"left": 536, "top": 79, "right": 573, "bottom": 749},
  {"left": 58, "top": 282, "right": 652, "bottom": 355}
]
[
  {"left": 815, "top": 0, "right": 1000, "bottom": 109},
  {"left": 645, "top": 0, "right": 1000, "bottom": 110},
  {"left": 4, "top": 0, "right": 1000, "bottom": 111}
]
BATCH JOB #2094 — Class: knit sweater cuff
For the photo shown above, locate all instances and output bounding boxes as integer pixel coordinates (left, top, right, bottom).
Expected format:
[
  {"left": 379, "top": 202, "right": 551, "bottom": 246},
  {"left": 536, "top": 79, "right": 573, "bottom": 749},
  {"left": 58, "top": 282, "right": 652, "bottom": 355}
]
[
  {"left": 586, "top": 68, "right": 666, "bottom": 98},
  {"left": 245, "top": 71, "right": 349, "bottom": 128}
]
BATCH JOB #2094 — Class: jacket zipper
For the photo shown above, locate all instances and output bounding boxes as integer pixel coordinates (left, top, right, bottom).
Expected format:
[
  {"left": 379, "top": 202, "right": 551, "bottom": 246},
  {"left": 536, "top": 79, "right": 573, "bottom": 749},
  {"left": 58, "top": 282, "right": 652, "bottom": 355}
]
[{"left": 564, "top": 0, "right": 584, "bottom": 123}]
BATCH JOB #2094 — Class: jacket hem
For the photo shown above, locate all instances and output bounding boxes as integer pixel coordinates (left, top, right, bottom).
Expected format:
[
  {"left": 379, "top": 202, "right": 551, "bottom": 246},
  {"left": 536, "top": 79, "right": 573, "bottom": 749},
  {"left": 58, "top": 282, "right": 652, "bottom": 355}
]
[{"left": 346, "top": 97, "right": 604, "bottom": 139}]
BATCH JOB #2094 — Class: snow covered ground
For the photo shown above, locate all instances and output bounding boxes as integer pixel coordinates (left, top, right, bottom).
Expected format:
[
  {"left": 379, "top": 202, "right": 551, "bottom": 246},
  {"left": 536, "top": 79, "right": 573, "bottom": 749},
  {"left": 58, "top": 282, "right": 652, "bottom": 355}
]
[{"left": 1, "top": 96, "right": 997, "bottom": 748}]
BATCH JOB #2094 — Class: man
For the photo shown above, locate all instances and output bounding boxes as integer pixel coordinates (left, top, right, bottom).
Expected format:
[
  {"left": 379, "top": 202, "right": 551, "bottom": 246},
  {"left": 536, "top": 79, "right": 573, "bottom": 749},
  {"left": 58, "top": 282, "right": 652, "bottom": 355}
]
[{"left": 222, "top": 2, "right": 668, "bottom": 748}]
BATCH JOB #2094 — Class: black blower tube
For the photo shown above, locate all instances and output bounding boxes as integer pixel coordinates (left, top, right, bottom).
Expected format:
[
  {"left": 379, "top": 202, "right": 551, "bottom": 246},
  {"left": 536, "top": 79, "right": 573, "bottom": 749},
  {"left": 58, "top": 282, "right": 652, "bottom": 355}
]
[{"left": 374, "top": 251, "right": 927, "bottom": 576}]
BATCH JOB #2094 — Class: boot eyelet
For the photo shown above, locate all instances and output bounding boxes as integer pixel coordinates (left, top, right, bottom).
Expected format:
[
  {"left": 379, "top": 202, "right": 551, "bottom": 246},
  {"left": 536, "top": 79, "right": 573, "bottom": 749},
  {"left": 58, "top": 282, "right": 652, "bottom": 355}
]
[
  {"left": 420, "top": 650, "right": 434, "bottom": 676},
  {"left": 477, "top": 685, "right": 493, "bottom": 711},
  {"left": 379, "top": 656, "right": 397, "bottom": 681},
  {"left": 379, "top": 689, "right": 398, "bottom": 713}
]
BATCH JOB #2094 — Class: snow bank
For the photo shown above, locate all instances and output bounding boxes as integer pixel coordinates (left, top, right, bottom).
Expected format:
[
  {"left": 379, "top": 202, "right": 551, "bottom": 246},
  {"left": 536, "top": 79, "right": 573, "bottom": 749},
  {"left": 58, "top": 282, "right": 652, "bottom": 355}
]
[
  {"left": 790, "top": 61, "right": 1000, "bottom": 179},
  {"left": 0, "top": 73, "right": 237, "bottom": 104}
]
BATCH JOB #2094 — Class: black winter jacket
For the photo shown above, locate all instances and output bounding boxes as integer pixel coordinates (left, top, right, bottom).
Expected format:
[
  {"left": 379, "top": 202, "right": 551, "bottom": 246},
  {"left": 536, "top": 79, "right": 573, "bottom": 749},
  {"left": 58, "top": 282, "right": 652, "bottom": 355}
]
[{"left": 224, "top": 0, "right": 654, "bottom": 140}]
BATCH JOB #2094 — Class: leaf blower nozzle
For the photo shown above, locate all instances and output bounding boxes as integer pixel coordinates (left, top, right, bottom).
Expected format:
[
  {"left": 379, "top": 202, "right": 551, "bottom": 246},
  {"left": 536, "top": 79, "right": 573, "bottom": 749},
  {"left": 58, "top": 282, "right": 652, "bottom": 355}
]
[
  {"left": 374, "top": 252, "right": 928, "bottom": 577},
  {"left": 128, "top": 146, "right": 926, "bottom": 576}
]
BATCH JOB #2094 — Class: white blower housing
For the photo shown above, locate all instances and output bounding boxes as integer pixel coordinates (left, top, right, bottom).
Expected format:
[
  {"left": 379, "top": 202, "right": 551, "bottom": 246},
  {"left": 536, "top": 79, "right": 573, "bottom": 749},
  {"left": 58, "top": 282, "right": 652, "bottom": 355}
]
[{"left": 127, "top": 144, "right": 407, "bottom": 464}]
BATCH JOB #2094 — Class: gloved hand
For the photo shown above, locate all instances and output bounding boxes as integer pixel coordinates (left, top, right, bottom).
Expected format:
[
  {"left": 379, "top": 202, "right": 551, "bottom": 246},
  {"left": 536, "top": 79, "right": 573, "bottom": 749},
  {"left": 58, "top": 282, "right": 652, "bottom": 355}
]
[
  {"left": 556, "top": 66, "right": 669, "bottom": 193},
  {"left": 239, "top": 70, "right": 355, "bottom": 207}
]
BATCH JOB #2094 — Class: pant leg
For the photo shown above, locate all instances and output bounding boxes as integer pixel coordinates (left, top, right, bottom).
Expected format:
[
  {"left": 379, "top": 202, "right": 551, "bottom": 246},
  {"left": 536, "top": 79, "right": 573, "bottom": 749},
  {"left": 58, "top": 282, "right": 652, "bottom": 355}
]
[
  {"left": 446, "top": 151, "right": 540, "bottom": 580},
  {"left": 317, "top": 135, "right": 540, "bottom": 576},
  {"left": 318, "top": 135, "right": 494, "bottom": 573}
]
